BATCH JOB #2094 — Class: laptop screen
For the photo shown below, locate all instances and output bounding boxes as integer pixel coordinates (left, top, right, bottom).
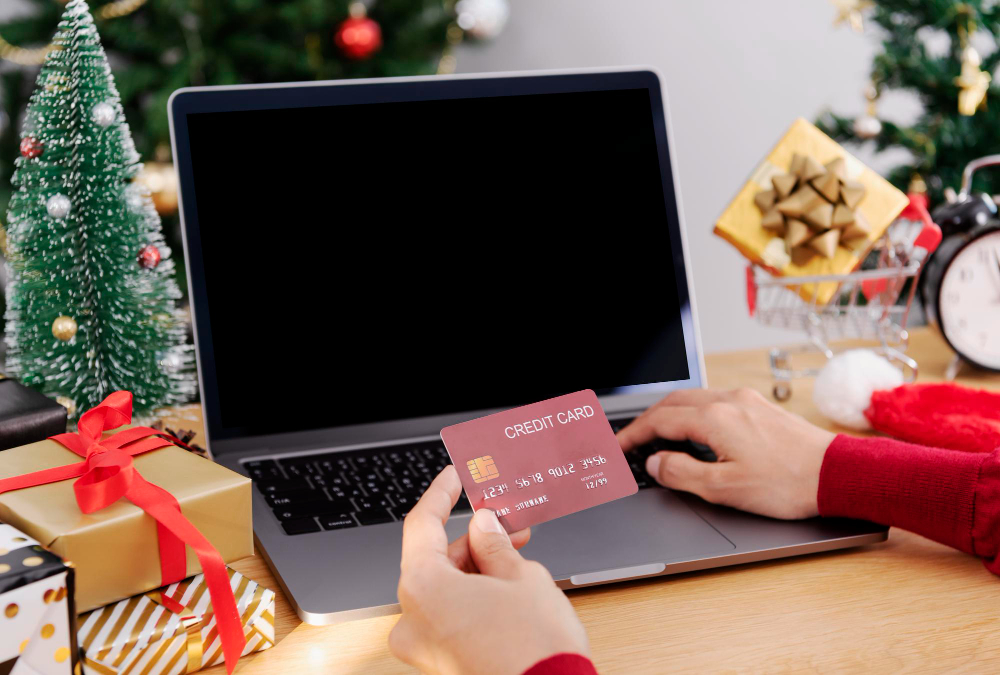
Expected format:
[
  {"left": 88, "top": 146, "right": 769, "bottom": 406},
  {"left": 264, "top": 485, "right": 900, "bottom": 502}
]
[{"left": 179, "top": 75, "right": 697, "bottom": 441}]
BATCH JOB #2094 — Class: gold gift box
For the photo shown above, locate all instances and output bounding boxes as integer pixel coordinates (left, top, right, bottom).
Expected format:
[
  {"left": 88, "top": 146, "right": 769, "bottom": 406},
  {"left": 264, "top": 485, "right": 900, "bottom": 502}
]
[
  {"left": 714, "top": 118, "right": 909, "bottom": 304},
  {"left": 79, "top": 567, "right": 274, "bottom": 675},
  {"left": 0, "top": 438, "right": 252, "bottom": 612}
]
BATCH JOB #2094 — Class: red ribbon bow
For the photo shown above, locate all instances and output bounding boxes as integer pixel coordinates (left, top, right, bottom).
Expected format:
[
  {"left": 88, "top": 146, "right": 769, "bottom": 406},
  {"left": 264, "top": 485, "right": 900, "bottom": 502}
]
[{"left": 0, "top": 392, "right": 245, "bottom": 674}]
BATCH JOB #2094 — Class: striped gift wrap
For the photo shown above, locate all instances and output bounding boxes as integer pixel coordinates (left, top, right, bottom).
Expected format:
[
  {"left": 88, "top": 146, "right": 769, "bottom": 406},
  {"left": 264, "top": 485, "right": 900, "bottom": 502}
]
[{"left": 78, "top": 569, "right": 274, "bottom": 675}]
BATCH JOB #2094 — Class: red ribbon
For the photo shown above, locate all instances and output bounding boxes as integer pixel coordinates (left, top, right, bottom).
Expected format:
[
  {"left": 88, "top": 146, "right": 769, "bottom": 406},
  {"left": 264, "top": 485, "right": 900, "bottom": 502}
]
[{"left": 0, "top": 392, "right": 245, "bottom": 674}]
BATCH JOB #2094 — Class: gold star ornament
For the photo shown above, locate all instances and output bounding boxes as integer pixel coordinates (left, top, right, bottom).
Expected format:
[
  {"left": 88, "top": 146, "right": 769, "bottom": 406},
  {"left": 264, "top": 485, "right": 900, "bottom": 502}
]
[
  {"left": 831, "top": 0, "right": 873, "bottom": 33},
  {"left": 955, "top": 45, "right": 991, "bottom": 116}
]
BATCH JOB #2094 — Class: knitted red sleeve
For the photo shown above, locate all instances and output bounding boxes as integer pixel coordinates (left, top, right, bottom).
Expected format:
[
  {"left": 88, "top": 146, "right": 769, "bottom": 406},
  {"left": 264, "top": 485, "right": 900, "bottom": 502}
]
[
  {"left": 522, "top": 653, "right": 598, "bottom": 675},
  {"left": 818, "top": 434, "right": 1000, "bottom": 575}
]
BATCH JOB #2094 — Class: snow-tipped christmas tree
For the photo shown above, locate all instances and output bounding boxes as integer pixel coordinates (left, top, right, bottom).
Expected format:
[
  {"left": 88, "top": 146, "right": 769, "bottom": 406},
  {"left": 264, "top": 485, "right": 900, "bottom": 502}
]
[{"left": 3, "top": 0, "right": 194, "bottom": 419}]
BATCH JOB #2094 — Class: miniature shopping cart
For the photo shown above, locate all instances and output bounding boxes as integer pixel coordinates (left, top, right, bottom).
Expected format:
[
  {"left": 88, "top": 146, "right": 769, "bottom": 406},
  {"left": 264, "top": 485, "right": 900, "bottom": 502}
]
[{"left": 747, "top": 195, "right": 942, "bottom": 400}]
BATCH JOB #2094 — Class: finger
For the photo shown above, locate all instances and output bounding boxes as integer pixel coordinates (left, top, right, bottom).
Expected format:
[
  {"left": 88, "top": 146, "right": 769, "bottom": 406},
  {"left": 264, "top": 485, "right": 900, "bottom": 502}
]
[
  {"left": 617, "top": 405, "right": 712, "bottom": 451},
  {"left": 401, "top": 465, "right": 461, "bottom": 569},
  {"left": 653, "top": 388, "right": 731, "bottom": 409},
  {"left": 646, "top": 450, "right": 721, "bottom": 499},
  {"left": 447, "top": 533, "right": 474, "bottom": 572},
  {"left": 467, "top": 509, "right": 527, "bottom": 580},
  {"left": 629, "top": 389, "right": 730, "bottom": 430},
  {"left": 448, "top": 526, "right": 532, "bottom": 573}
]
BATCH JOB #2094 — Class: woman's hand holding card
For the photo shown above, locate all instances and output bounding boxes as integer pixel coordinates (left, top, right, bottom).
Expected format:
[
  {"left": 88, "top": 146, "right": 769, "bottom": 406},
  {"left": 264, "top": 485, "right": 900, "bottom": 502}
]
[{"left": 389, "top": 466, "right": 589, "bottom": 675}]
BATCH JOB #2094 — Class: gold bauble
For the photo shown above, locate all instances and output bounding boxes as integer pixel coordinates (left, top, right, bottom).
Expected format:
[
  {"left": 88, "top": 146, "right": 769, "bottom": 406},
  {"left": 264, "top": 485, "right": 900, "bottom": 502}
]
[
  {"left": 134, "top": 161, "right": 179, "bottom": 216},
  {"left": 52, "top": 315, "right": 78, "bottom": 341},
  {"left": 55, "top": 396, "right": 76, "bottom": 417}
]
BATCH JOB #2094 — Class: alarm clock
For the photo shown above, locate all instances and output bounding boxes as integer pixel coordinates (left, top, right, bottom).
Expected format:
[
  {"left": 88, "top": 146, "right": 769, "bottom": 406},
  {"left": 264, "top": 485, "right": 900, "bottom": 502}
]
[
  {"left": 929, "top": 226, "right": 1000, "bottom": 371},
  {"left": 922, "top": 156, "right": 1000, "bottom": 372}
]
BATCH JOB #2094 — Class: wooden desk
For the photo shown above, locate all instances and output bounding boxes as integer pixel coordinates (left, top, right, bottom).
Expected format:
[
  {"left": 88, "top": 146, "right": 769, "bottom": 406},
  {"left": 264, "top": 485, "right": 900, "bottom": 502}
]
[{"left": 179, "top": 327, "right": 1000, "bottom": 674}]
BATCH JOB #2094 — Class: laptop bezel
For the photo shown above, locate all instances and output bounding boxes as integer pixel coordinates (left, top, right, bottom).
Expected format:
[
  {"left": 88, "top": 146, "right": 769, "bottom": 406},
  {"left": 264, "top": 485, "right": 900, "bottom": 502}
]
[{"left": 168, "top": 67, "right": 707, "bottom": 457}]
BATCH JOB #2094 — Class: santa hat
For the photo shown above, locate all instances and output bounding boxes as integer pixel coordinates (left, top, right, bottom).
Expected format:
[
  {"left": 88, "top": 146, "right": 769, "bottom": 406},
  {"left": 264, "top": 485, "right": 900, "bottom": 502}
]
[{"left": 813, "top": 349, "right": 1000, "bottom": 454}]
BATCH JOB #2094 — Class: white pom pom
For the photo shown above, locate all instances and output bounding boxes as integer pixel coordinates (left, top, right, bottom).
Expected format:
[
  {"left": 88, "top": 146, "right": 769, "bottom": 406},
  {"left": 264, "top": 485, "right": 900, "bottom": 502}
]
[{"left": 813, "top": 349, "right": 903, "bottom": 430}]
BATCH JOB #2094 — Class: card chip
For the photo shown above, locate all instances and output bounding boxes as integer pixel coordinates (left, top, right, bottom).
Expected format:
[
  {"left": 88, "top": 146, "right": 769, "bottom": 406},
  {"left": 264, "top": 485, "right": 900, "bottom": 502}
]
[{"left": 467, "top": 455, "right": 499, "bottom": 483}]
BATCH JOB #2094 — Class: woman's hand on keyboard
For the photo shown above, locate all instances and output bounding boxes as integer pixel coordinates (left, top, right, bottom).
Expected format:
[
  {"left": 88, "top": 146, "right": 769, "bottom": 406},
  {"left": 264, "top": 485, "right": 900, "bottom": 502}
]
[
  {"left": 389, "top": 465, "right": 589, "bottom": 675},
  {"left": 617, "top": 388, "right": 834, "bottom": 520}
]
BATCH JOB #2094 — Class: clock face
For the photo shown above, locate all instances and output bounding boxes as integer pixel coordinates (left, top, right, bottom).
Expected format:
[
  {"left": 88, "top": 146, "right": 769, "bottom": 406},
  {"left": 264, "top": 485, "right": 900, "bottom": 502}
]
[{"left": 938, "top": 229, "right": 1000, "bottom": 370}]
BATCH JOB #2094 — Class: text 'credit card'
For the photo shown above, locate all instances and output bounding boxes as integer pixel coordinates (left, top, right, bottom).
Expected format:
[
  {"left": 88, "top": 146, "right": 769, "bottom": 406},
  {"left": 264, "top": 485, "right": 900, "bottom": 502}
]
[{"left": 440, "top": 390, "right": 638, "bottom": 532}]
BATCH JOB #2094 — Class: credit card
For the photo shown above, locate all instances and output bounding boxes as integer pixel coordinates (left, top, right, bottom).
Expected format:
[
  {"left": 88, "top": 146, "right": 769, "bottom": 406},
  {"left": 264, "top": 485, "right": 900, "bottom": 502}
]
[{"left": 440, "top": 389, "right": 638, "bottom": 533}]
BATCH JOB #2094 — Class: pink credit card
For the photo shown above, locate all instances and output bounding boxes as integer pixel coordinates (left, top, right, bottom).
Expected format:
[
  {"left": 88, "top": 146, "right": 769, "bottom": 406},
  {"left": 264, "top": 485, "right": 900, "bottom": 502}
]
[{"left": 441, "top": 390, "right": 638, "bottom": 533}]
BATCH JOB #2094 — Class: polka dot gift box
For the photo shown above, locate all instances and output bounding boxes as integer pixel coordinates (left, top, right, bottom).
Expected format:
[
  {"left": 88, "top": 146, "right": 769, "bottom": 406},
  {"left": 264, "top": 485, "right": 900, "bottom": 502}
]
[{"left": 0, "top": 524, "right": 78, "bottom": 675}]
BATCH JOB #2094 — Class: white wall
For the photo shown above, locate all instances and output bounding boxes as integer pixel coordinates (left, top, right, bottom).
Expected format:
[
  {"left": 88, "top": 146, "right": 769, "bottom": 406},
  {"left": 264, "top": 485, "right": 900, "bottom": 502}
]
[{"left": 456, "top": 0, "right": 914, "bottom": 353}]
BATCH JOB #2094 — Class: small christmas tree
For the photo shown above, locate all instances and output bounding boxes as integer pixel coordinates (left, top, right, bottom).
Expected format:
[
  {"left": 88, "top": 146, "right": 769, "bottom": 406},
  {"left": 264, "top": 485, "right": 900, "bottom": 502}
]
[
  {"left": 819, "top": 1, "right": 1000, "bottom": 204},
  {"left": 3, "top": 0, "right": 194, "bottom": 419}
]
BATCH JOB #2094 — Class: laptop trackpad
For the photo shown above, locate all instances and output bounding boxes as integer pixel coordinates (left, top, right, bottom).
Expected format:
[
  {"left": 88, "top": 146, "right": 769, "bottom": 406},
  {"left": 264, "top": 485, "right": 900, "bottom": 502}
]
[{"left": 521, "top": 488, "right": 735, "bottom": 582}]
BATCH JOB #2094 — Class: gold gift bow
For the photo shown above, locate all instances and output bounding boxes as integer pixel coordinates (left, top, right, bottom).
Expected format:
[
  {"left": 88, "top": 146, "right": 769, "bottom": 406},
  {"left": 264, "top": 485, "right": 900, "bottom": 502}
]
[
  {"left": 81, "top": 594, "right": 204, "bottom": 675},
  {"left": 81, "top": 576, "right": 273, "bottom": 675},
  {"left": 753, "top": 153, "right": 870, "bottom": 267}
]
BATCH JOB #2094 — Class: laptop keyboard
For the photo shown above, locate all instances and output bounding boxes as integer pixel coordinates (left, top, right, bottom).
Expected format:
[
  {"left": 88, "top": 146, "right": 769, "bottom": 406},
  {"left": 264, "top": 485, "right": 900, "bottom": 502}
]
[{"left": 248, "top": 417, "right": 715, "bottom": 535}]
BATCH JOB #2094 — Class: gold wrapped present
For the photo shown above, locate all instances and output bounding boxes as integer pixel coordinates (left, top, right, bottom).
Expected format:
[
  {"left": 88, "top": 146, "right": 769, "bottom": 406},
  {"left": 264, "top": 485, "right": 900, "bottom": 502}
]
[
  {"left": 714, "top": 118, "right": 908, "bottom": 304},
  {"left": 79, "top": 568, "right": 275, "bottom": 675},
  {"left": 0, "top": 433, "right": 252, "bottom": 613}
]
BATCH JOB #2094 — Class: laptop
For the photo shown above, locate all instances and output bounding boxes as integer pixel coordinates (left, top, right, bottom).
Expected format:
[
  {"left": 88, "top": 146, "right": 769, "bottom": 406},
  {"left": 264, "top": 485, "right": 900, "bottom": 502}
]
[{"left": 167, "top": 68, "right": 887, "bottom": 624}]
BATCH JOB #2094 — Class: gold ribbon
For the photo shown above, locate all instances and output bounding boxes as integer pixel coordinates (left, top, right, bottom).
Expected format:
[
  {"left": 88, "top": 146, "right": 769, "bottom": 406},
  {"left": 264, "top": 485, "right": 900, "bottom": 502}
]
[
  {"left": 180, "top": 615, "right": 204, "bottom": 674},
  {"left": 150, "top": 592, "right": 205, "bottom": 674}
]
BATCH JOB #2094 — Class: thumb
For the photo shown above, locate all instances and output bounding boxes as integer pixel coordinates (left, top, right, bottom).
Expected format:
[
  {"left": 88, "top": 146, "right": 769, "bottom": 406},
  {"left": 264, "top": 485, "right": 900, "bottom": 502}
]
[{"left": 468, "top": 509, "right": 526, "bottom": 579}]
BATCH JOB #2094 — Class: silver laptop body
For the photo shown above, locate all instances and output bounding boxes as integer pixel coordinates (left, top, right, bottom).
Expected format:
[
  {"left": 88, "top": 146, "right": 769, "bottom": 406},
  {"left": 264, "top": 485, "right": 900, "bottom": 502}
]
[{"left": 168, "top": 67, "right": 887, "bottom": 624}]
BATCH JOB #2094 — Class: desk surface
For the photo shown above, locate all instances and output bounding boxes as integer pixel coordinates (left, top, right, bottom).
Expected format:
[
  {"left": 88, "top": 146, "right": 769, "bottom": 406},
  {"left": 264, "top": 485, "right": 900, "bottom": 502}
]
[{"left": 176, "top": 327, "right": 1000, "bottom": 674}]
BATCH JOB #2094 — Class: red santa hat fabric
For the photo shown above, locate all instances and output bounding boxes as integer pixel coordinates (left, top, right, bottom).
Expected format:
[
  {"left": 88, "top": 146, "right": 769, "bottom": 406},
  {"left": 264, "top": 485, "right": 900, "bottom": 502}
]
[{"left": 867, "top": 383, "right": 1000, "bottom": 454}]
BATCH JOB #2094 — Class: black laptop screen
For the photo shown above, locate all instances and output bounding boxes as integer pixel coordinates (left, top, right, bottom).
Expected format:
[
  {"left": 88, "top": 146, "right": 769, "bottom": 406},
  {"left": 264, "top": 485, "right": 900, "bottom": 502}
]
[{"left": 183, "top": 82, "right": 692, "bottom": 437}]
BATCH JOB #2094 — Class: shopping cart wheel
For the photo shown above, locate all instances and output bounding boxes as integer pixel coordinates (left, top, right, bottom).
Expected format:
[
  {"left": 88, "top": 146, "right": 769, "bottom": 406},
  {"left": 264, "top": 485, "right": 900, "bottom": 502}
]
[{"left": 772, "top": 382, "right": 791, "bottom": 401}]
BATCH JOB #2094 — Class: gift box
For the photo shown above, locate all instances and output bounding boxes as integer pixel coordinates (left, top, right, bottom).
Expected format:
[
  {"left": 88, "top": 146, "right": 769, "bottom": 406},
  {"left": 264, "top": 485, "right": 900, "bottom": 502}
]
[
  {"left": 0, "top": 377, "right": 67, "bottom": 452},
  {"left": 79, "top": 568, "right": 274, "bottom": 675},
  {"left": 0, "top": 395, "right": 253, "bottom": 613},
  {"left": 714, "top": 118, "right": 909, "bottom": 304},
  {"left": 0, "top": 524, "right": 78, "bottom": 675}
]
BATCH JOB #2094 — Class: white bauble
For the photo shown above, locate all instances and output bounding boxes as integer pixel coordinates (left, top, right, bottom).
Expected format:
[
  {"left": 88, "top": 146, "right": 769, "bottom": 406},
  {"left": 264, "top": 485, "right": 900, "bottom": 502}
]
[
  {"left": 456, "top": 0, "right": 510, "bottom": 39},
  {"left": 813, "top": 349, "right": 903, "bottom": 430},
  {"left": 46, "top": 193, "right": 72, "bottom": 219},
  {"left": 92, "top": 101, "right": 116, "bottom": 127},
  {"left": 852, "top": 114, "right": 882, "bottom": 139}
]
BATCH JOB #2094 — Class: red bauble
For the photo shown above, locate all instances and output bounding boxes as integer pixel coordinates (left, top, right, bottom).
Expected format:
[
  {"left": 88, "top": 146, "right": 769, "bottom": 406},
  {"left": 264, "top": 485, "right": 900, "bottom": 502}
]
[
  {"left": 20, "top": 136, "right": 43, "bottom": 159},
  {"left": 335, "top": 16, "right": 382, "bottom": 60},
  {"left": 138, "top": 244, "right": 161, "bottom": 269}
]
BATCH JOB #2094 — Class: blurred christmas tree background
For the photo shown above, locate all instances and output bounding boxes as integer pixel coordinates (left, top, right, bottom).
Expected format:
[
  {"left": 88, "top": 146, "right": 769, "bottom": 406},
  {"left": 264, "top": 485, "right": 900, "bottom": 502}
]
[
  {"left": 819, "top": 0, "right": 1000, "bottom": 206},
  {"left": 0, "top": 0, "right": 509, "bottom": 328}
]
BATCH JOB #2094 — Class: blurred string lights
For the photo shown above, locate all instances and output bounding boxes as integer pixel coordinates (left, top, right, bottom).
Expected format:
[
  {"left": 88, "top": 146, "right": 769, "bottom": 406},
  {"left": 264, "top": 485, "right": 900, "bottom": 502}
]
[
  {"left": 0, "top": 0, "right": 149, "bottom": 65},
  {"left": 3, "top": 0, "right": 509, "bottom": 71},
  {"left": 439, "top": 0, "right": 510, "bottom": 73},
  {"left": 0, "top": 0, "right": 511, "bottom": 217}
]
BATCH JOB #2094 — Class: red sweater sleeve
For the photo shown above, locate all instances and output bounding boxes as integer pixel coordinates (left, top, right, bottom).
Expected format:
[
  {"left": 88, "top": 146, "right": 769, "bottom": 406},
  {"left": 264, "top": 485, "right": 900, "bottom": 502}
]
[
  {"left": 818, "top": 434, "right": 1000, "bottom": 575},
  {"left": 523, "top": 653, "right": 598, "bottom": 675}
]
